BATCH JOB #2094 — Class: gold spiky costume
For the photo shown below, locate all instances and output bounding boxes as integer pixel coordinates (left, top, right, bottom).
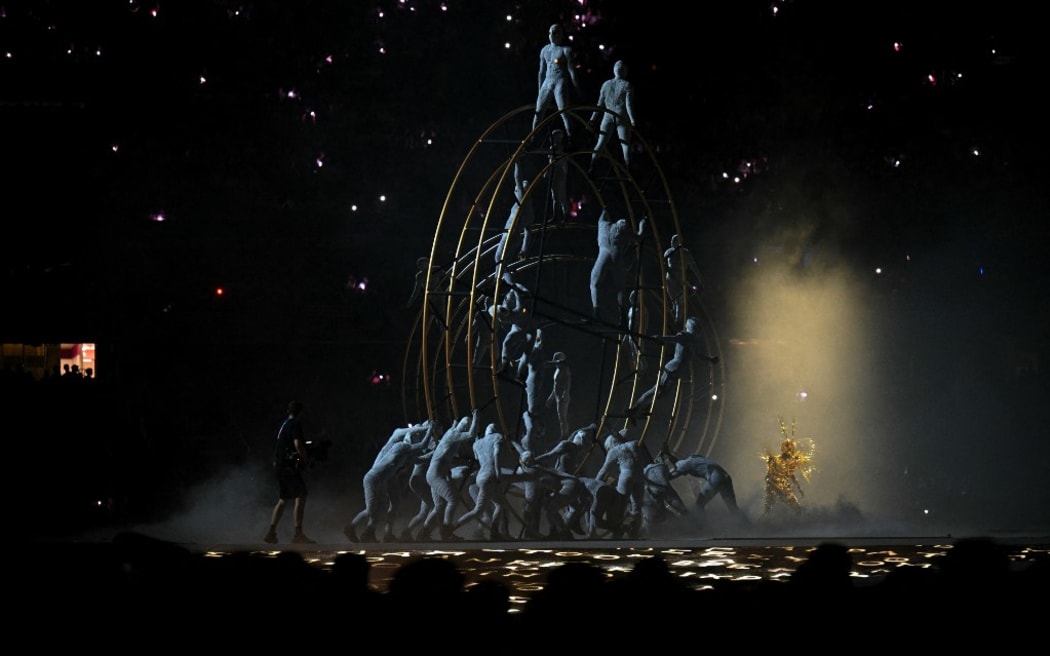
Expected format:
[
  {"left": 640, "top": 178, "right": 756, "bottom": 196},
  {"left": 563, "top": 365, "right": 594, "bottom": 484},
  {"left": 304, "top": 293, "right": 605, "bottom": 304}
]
[{"left": 760, "top": 418, "right": 815, "bottom": 515}]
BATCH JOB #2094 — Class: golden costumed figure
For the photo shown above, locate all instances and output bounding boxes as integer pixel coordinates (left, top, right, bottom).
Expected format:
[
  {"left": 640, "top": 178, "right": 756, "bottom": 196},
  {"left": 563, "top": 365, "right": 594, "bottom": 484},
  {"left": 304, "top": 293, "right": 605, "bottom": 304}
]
[{"left": 760, "top": 417, "right": 816, "bottom": 516}]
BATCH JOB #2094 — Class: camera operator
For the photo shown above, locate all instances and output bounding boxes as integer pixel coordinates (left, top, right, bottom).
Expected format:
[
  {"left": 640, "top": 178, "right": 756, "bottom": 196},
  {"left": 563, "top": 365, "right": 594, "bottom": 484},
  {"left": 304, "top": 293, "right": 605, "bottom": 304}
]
[{"left": 264, "top": 400, "right": 316, "bottom": 544}]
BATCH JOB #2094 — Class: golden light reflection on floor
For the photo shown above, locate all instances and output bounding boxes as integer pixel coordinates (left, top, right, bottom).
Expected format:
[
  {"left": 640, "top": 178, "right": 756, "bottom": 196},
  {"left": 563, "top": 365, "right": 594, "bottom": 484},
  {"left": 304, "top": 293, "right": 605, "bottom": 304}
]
[{"left": 222, "top": 540, "right": 1048, "bottom": 607}]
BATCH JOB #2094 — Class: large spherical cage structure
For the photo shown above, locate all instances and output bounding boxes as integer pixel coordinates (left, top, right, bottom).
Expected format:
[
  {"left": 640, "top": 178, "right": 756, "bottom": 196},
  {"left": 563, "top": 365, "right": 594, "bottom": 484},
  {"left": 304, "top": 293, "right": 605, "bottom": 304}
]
[{"left": 402, "top": 105, "right": 725, "bottom": 465}]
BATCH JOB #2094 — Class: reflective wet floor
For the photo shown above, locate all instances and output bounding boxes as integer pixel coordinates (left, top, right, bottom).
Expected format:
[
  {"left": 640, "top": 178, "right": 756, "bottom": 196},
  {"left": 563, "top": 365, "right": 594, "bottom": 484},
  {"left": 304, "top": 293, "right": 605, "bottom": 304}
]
[{"left": 194, "top": 536, "right": 1050, "bottom": 612}]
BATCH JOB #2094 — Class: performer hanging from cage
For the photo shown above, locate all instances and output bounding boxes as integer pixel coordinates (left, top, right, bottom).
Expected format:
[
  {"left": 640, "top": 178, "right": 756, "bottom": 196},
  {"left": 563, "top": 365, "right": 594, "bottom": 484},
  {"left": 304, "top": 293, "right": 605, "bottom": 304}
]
[
  {"left": 495, "top": 270, "right": 537, "bottom": 382},
  {"left": 547, "top": 129, "right": 572, "bottom": 222},
  {"left": 468, "top": 294, "right": 496, "bottom": 368},
  {"left": 620, "top": 289, "right": 647, "bottom": 374},
  {"left": 545, "top": 351, "right": 571, "bottom": 438},
  {"left": 624, "top": 315, "right": 718, "bottom": 424},
  {"left": 405, "top": 256, "right": 443, "bottom": 308},
  {"left": 760, "top": 418, "right": 815, "bottom": 516},
  {"left": 523, "top": 328, "right": 547, "bottom": 416},
  {"left": 663, "top": 233, "right": 704, "bottom": 326},
  {"left": 590, "top": 209, "right": 645, "bottom": 327},
  {"left": 494, "top": 161, "right": 536, "bottom": 265}
]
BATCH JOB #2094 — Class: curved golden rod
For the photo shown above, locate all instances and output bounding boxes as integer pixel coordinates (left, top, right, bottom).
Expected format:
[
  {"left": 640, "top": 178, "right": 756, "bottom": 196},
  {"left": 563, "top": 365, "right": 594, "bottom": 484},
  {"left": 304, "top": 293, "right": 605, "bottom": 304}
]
[{"left": 418, "top": 103, "right": 722, "bottom": 458}]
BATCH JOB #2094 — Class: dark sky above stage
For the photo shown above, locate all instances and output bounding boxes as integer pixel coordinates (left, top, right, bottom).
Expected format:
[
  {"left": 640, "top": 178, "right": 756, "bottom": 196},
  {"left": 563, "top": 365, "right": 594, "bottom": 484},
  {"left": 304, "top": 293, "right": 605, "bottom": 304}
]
[
  {"left": 6, "top": 0, "right": 1040, "bottom": 313},
  {"left": 5, "top": 1, "right": 1047, "bottom": 538}
]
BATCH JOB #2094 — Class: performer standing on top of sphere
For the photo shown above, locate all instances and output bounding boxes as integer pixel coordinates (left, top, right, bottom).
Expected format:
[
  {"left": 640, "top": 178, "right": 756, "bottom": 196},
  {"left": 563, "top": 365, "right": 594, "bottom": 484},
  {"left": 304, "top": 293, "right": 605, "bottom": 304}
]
[
  {"left": 533, "top": 24, "right": 581, "bottom": 141},
  {"left": 589, "top": 59, "right": 637, "bottom": 171}
]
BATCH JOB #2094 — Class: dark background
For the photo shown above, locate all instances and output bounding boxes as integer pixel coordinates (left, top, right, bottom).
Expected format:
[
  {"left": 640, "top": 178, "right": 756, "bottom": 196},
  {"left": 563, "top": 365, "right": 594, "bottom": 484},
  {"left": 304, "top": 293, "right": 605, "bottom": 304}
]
[{"left": 3, "top": 1, "right": 1045, "bottom": 540}]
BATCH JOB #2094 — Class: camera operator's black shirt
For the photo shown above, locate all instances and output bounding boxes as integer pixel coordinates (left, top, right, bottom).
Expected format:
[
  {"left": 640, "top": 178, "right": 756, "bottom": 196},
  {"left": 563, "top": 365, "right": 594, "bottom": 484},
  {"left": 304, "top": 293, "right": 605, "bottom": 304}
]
[{"left": 275, "top": 416, "right": 305, "bottom": 473}]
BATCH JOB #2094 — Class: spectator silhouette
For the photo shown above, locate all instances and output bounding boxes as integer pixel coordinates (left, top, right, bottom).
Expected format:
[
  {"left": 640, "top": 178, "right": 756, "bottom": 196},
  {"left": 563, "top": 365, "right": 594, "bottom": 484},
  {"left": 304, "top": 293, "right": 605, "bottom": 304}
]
[
  {"left": 790, "top": 541, "right": 854, "bottom": 593},
  {"left": 518, "top": 561, "right": 612, "bottom": 651},
  {"left": 387, "top": 556, "right": 468, "bottom": 645},
  {"left": 327, "top": 552, "right": 386, "bottom": 621}
]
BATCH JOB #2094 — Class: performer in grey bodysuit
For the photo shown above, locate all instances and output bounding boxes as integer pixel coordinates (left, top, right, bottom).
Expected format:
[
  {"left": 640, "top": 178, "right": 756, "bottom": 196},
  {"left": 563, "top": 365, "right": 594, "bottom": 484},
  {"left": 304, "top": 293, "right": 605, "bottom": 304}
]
[
  {"left": 547, "top": 129, "right": 571, "bottom": 222},
  {"left": 400, "top": 421, "right": 440, "bottom": 541},
  {"left": 658, "top": 450, "right": 749, "bottom": 527},
  {"left": 590, "top": 209, "right": 645, "bottom": 326},
  {"left": 533, "top": 24, "right": 581, "bottom": 139},
  {"left": 639, "top": 458, "right": 690, "bottom": 536},
  {"left": 523, "top": 328, "right": 547, "bottom": 417},
  {"left": 545, "top": 351, "right": 571, "bottom": 438},
  {"left": 496, "top": 271, "right": 536, "bottom": 381},
  {"left": 344, "top": 421, "right": 435, "bottom": 542},
  {"left": 494, "top": 162, "right": 535, "bottom": 265},
  {"left": 510, "top": 431, "right": 564, "bottom": 539},
  {"left": 419, "top": 410, "right": 480, "bottom": 541},
  {"left": 525, "top": 422, "right": 594, "bottom": 537},
  {"left": 453, "top": 423, "right": 510, "bottom": 540},
  {"left": 469, "top": 295, "right": 495, "bottom": 368},
  {"left": 589, "top": 60, "right": 636, "bottom": 170},
  {"left": 625, "top": 316, "right": 718, "bottom": 423},
  {"left": 663, "top": 234, "right": 704, "bottom": 325},
  {"left": 576, "top": 474, "right": 630, "bottom": 538},
  {"left": 595, "top": 436, "right": 647, "bottom": 528}
]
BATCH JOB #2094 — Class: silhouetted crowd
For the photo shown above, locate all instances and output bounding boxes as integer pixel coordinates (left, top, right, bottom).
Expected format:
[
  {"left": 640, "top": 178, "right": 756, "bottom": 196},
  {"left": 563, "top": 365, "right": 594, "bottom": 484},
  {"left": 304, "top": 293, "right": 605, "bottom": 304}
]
[{"left": 22, "top": 532, "right": 1047, "bottom": 650}]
